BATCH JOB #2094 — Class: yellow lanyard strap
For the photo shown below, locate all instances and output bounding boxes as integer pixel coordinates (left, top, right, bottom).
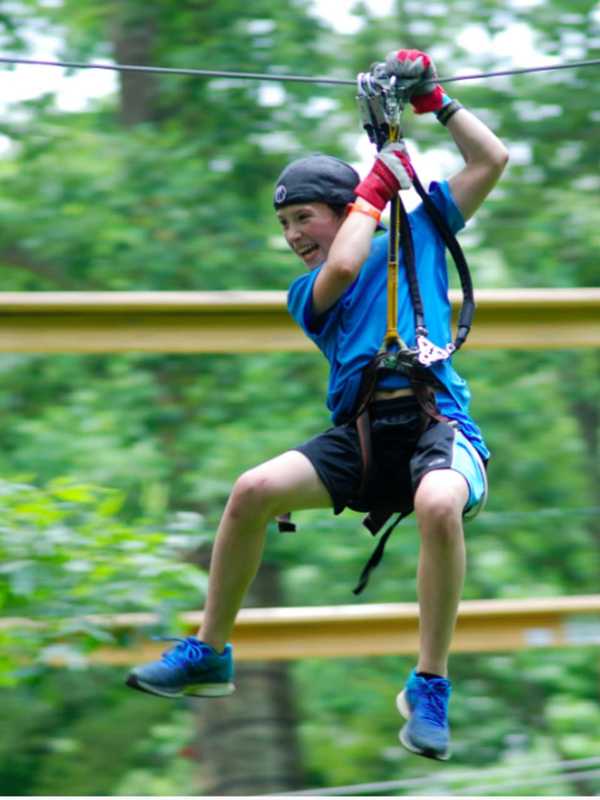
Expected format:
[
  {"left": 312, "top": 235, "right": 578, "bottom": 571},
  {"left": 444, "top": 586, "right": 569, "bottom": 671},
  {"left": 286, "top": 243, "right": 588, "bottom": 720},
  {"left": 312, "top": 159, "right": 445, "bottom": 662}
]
[{"left": 383, "top": 125, "right": 405, "bottom": 351}]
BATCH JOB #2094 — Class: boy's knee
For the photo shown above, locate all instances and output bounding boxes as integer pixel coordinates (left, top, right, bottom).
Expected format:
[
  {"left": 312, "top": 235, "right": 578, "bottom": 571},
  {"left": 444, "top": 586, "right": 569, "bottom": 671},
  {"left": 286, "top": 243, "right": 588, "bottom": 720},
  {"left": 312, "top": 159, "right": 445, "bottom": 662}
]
[
  {"left": 229, "top": 467, "right": 279, "bottom": 520},
  {"left": 414, "top": 471, "right": 468, "bottom": 529},
  {"left": 417, "top": 493, "right": 461, "bottom": 528}
]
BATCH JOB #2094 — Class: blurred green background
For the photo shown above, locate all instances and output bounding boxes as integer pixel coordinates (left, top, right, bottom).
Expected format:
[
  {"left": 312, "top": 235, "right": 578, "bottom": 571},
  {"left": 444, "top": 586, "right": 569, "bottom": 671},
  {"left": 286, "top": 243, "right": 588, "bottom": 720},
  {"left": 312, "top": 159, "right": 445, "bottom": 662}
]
[{"left": 0, "top": 0, "right": 599, "bottom": 795}]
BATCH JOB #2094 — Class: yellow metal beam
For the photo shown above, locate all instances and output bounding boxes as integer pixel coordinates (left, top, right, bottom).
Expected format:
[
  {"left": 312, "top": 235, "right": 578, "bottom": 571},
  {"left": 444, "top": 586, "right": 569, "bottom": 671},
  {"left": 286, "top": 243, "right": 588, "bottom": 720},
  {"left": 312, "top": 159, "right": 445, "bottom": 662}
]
[
  {"left": 0, "top": 288, "right": 598, "bottom": 352},
  {"left": 4, "top": 595, "right": 600, "bottom": 665}
]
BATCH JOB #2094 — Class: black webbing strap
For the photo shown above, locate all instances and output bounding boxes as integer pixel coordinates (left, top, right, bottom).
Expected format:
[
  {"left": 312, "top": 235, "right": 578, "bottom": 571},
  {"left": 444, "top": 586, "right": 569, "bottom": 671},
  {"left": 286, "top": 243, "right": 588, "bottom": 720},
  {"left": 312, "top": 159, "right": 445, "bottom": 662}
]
[
  {"left": 276, "top": 512, "right": 296, "bottom": 533},
  {"left": 352, "top": 508, "right": 411, "bottom": 594},
  {"left": 398, "top": 193, "right": 426, "bottom": 335},
  {"left": 355, "top": 409, "right": 373, "bottom": 501},
  {"left": 412, "top": 173, "right": 475, "bottom": 350},
  {"left": 396, "top": 177, "right": 475, "bottom": 352}
]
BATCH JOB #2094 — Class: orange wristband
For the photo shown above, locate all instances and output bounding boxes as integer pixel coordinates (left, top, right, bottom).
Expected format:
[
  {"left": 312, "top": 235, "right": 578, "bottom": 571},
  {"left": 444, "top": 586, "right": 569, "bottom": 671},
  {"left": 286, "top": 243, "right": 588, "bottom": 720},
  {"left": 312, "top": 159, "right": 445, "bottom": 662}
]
[{"left": 348, "top": 200, "right": 381, "bottom": 223}]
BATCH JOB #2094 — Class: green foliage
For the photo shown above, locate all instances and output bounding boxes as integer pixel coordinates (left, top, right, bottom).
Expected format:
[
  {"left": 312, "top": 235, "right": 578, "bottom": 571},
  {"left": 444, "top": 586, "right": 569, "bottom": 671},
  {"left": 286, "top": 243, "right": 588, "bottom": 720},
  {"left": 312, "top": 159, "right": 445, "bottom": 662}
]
[
  {"left": 0, "top": 669, "right": 197, "bottom": 796},
  {"left": 0, "top": 477, "right": 208, "bottom": 688}
]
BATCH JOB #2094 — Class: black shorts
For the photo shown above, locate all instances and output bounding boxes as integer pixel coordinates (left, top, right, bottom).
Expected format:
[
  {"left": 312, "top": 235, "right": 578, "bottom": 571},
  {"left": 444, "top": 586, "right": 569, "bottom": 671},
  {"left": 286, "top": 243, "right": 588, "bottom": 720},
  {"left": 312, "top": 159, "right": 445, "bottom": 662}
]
[{"left": 293, "top": 397, "right": 483, "bottom": 516}]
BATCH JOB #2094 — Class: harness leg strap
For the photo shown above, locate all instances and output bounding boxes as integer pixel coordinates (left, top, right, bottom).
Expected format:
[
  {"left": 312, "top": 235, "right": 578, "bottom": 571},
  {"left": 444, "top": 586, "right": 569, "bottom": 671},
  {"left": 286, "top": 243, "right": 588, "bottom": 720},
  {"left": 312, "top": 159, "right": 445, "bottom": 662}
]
[
  {"left": 276, "top": 512, "right": 296, "bottom": 533},
  {"left": 355, "top": 408, "right": 373, "bottom": 501},
  {"left": 353, "top": 510, "right": 409, "bottom": 594},
  {"left": 363, "top": 508, "right": 394, "bottom": 535}
]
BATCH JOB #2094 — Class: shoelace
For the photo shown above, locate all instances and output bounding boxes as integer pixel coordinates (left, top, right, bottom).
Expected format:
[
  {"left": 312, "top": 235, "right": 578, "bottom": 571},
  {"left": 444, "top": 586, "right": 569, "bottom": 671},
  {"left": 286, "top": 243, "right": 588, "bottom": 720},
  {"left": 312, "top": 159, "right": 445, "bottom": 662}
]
[
  {"left": 414, "top": 679, "right": 449, "bottom": 727},
  {"left": 153, "top": 636, "right": 205, "bottom": 668}
]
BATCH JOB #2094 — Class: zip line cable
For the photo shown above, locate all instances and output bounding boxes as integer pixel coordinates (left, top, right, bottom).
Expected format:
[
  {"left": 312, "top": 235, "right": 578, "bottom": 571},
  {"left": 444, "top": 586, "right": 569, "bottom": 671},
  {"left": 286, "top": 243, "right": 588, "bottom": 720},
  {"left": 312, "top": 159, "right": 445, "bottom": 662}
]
[
  {"left": 0, "top": 56, "right": 351, "bottom": 85},
  {"left": 461, "top": 766, "right": 600, "bottom": 796},
  {"left": 282, "top": 754, "right": 600, "bottom": 796},
  {"left": 2, "top": 54, "right": 600, "bottom": 87}
]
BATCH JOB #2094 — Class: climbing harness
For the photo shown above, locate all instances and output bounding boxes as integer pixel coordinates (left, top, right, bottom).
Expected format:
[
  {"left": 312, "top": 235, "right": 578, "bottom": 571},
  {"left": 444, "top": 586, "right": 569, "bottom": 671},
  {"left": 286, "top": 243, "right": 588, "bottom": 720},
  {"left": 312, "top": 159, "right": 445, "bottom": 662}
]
[
  {"left": 350, "top": 62, "right": 476, "bottom": 593},
  {"left": 278, "top": 62, "right": 477, "bottom": 594}
]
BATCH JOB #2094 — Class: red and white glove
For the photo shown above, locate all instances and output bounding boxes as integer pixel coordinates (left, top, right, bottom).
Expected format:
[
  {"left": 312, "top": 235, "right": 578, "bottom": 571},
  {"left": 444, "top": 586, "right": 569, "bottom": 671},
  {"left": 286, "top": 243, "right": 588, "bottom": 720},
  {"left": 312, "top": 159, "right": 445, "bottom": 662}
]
[
  {"left": 385, "top": 48, "right": 445, "bottom": 114},
  {"left": 354, "top": 140, "right": 414, "bottom": 211}
]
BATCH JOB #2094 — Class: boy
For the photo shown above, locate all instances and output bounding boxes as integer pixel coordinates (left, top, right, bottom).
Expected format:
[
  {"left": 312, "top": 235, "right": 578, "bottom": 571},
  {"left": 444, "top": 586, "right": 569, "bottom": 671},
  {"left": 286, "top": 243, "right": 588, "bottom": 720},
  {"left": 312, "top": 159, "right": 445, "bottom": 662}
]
[{"left": 127, "top": 48, "right": 508, "bottom": 761}]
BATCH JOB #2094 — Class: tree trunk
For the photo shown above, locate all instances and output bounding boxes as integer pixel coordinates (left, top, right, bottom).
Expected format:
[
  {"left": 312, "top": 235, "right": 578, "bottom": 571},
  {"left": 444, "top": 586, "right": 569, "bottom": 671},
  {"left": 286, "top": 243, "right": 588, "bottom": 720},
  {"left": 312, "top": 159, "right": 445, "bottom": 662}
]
[
  {"left": 192, "top": 560, "right": 306, "bottom": 795},
  {"left": 111, "top": 8, "right": 160, "bottom": 126}
]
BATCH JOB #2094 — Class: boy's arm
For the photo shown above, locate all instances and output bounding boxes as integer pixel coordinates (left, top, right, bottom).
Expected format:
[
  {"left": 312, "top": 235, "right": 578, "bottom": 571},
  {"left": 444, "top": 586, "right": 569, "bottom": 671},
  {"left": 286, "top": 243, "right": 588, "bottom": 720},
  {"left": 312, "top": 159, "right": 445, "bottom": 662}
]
[
  {"left": 383, "top": 48, "right": 509, "bottom": 221},
  {"left": 312, "top": 143, "right": 414, "bottom": 317},
  {"left": 446, "top": 107, "right": 509, "bottom": 221},
  {"left": 311, "top": 209, "right": 378, "bottom": 317}
]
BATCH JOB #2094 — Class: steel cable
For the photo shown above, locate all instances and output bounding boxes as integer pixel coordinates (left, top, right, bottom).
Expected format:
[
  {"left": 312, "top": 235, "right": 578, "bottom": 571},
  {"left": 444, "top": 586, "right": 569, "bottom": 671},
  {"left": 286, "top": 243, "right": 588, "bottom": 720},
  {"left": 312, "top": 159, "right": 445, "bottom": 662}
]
[
  {"left": 1, "top": 55, "right": 600, "bottom": 87},
  {"left": 282, "top": 754, "right": 600, "bottom": 796}
]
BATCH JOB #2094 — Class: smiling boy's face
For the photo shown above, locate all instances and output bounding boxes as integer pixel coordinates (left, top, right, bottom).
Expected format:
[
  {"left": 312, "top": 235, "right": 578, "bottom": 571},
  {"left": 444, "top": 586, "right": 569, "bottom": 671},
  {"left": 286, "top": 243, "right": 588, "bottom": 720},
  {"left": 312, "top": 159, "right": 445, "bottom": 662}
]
[{"left": 276, "top": 202, "right": 345, "bottom": 269}]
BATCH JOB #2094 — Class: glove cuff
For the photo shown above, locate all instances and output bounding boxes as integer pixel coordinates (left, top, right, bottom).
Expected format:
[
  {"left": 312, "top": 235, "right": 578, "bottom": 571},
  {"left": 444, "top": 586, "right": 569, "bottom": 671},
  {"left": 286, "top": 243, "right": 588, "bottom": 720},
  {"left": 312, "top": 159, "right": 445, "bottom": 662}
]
[
  {"left": 412, "top": 84, "right": 445, "bottom": 114},
  {"left": 355, "top": 164, "right": 399, "bottom": 211}
]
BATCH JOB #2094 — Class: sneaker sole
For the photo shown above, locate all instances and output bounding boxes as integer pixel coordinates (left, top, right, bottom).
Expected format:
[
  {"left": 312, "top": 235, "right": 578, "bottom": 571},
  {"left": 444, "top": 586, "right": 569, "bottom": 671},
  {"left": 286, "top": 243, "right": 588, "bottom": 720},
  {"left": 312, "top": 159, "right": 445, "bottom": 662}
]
[
  {"left": 396, "top": 690, "right": 450, "bottom": 762},
  {"left": 126, "top": 674, "right": 235, "bottom": 698}
]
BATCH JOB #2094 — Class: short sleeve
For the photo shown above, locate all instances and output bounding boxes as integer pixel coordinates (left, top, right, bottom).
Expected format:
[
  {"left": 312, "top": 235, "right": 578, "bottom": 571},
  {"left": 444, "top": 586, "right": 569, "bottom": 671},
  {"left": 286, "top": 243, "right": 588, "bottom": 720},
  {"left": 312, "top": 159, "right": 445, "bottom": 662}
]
[
  {"left": 425, "top": 180, "right": 465, "bottom": 235},
  {"left": 287, "top": 268, "right": 341, "bottom": 342}
]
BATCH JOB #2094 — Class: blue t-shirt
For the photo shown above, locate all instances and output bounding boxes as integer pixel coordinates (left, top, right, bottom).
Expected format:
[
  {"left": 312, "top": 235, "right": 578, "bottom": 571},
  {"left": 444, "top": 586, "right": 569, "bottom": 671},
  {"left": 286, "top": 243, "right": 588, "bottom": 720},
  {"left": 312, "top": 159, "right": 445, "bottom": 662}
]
[{"left": 287, "top": 180, "right": 489, "bottom": 461}]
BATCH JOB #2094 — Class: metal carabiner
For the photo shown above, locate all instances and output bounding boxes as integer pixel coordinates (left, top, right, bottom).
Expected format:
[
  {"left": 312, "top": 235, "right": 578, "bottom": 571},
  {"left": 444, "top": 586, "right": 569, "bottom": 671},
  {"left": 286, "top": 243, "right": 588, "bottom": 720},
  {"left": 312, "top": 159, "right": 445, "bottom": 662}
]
[
  {"left": 356, "top": 71, "right": 389, "bottom": 150},
  {"left": 356, "top": 64, "right": 413, "bottom": 149}
]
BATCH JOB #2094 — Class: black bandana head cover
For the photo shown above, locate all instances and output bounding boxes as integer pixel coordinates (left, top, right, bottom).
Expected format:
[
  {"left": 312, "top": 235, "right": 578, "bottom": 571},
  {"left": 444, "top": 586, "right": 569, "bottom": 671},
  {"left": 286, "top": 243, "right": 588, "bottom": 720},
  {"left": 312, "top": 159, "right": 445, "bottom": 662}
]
[{"left": 273, "top": 154, "right": 359, "bottom": 209}]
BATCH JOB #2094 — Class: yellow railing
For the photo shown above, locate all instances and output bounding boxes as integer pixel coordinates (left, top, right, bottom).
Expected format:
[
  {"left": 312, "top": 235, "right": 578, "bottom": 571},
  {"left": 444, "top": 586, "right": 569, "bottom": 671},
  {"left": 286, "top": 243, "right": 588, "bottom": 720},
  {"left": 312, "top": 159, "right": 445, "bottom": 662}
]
[
  {"left": 0, "top": 288, "right": 598, "bottom": 352},
  {"left": 4, "top": 595, "right": 600, "bottom": 664}
]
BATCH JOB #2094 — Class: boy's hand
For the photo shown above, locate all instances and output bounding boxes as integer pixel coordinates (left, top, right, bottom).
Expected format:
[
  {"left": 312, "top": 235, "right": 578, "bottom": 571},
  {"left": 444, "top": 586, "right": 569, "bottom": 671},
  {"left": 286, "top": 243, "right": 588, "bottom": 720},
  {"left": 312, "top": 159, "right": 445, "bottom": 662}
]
[
  {"left": 385, "top": 48, "right": 445, "bottom": 114},
  {"left": 355, "top": 140, "right": 414, "bottom": 211}
]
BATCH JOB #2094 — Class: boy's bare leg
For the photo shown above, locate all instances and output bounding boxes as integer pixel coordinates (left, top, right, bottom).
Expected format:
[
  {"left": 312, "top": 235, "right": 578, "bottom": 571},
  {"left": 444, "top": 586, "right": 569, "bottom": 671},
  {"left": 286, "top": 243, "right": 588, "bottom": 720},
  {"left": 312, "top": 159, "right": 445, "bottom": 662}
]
[
  {"left": 198, "top": 450, "right": 332, "bottom": 652},
  {"left": 413, "top": 469, "right": 468, "bottom": 677}
]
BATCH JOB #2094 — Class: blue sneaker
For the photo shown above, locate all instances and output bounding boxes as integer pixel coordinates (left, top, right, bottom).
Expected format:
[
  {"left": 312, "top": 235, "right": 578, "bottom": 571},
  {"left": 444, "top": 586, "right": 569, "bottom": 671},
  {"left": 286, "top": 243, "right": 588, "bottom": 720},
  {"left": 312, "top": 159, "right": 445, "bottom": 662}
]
[
  {"left": 396, "top": 670, "right": 451, "bottom": 760},
  {"left": 125, "top": 636, "right": 235, "bottom": 698}
]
